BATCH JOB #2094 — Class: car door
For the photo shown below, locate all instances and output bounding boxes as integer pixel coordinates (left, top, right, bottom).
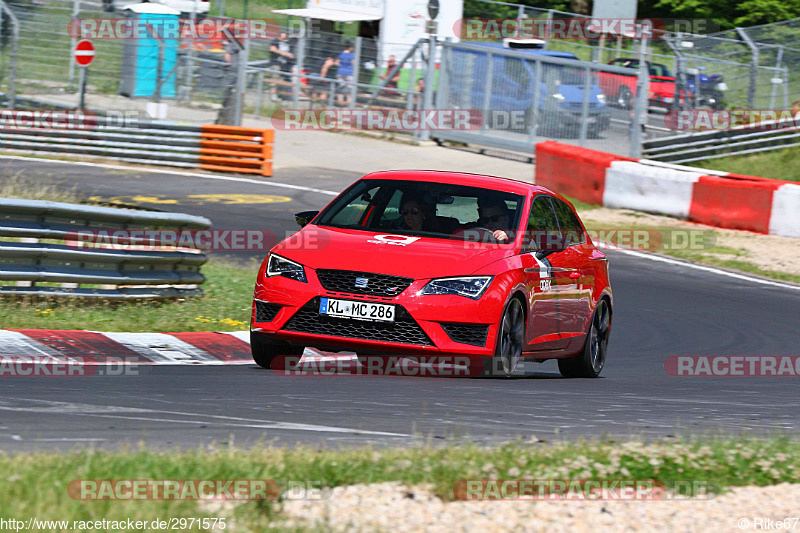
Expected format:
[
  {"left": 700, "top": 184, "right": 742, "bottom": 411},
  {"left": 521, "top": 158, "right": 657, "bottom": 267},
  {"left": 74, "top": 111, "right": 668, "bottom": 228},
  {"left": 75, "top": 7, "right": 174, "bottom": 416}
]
[
  {"left": 549, "top": 197, "right": 594, "bottom": 344},
  {"left": 521, "top": 195, "right": 573, "bottom": 351}
]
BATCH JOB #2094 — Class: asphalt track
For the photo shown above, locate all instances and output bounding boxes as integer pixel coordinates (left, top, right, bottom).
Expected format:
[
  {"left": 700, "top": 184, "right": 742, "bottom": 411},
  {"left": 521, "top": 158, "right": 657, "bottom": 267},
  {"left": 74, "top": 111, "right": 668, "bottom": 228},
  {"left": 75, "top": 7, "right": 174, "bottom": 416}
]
[{"left": 0, "top": 156, "right": 798, "bottom": 452}]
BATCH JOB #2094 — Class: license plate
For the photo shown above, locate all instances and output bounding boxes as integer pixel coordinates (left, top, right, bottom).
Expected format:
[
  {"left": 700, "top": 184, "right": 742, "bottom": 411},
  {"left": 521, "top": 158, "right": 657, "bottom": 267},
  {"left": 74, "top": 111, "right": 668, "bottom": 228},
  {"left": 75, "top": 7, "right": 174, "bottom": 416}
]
[
  {"left": 319, "top": 298, "right": 395, "bottom": 322},
  {"left": 663, "top": 97, "right": 674, "bottom": 103}
]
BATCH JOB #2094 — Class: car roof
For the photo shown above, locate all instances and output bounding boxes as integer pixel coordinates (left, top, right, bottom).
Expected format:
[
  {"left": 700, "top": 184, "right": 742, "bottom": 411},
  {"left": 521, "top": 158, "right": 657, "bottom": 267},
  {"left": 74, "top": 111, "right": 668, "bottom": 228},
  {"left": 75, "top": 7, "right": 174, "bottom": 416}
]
[
  {"left": 468, "top": 42, "right": 577, "bottom": 59},
  {"left": 359, "top": 170, "right": 553, "bottom": 197}
]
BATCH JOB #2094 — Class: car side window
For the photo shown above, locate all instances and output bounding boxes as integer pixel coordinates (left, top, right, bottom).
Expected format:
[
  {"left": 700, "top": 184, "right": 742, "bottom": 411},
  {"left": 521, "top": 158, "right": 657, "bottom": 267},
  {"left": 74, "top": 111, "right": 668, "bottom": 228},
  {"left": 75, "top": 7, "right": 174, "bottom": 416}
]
[
  {"left": 524, "top": 195, "right": 559, "bottom": 250},
  {"left": 550, "top": 198, "right": 586, "bottom": 245},
  {"left": 327, "top": 186, "right": 381, "bottom": 226}
]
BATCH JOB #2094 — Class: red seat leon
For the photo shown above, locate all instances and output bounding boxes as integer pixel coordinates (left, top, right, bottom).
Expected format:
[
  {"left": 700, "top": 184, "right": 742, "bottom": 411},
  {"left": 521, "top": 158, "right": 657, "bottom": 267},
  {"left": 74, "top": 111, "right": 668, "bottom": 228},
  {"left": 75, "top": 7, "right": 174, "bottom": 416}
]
[{"left": 251, "top": 171, "right": 613, "bottom": 378}]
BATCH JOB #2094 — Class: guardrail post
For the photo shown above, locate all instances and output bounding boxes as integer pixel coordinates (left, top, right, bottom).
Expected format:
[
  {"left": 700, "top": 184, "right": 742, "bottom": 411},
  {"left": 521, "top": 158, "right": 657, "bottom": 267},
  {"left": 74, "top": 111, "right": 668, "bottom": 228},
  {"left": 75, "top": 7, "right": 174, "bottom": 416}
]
[
  {"left": 68, "top": 0, "right": 80, "bottom": 86},
  {"left": 293, "top": 20, "right": 306, "bottom": 109},
  {"left": 234, "top": 36, "right": 249, "bottom": 126},
  {"left": 630, "top": 29, "right": 650, "bottom": 158},
  {"left": 420, "top": 35, "right": 437, "bottom": 142},
  {"left": 349, "top": 37, "right": 362, "bottom": 110},
  {"left": 578, "top": 65, "right": 592, "bottom": 145},
  {"left": 737, "top": 28, "right": 759, "bottom": 108}
]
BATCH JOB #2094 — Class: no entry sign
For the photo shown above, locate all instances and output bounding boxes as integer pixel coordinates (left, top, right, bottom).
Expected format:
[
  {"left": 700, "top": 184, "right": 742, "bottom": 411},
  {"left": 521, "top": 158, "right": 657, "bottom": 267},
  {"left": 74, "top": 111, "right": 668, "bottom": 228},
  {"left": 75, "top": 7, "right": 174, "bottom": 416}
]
[{"left": 73, "top": 40, "right": 95, "bottom": 67}]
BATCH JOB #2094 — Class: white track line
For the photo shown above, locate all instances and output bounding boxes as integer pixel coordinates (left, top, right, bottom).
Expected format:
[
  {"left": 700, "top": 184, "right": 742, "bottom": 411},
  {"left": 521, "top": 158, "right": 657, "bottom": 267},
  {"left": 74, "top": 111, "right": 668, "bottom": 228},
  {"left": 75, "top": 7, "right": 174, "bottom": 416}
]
[
  {"left": 596, "top": 241, "right": 800, "bottom": 291},
  {"left": 0, "top": 155, "right": 339, "bottom": 196}
]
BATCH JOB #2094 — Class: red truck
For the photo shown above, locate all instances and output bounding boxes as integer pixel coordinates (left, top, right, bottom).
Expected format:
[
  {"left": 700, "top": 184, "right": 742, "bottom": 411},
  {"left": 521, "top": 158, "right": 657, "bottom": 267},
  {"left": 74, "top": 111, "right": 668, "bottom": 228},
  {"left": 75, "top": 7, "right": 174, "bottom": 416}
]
[{"left": 598, "top": 58, "right": 689, "bottom": 109}]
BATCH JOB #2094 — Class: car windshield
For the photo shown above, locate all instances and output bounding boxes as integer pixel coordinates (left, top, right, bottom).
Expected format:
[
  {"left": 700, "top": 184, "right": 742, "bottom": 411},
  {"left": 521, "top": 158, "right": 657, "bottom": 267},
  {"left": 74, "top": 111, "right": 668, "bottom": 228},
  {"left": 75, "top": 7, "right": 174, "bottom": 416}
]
[
  {"left": 542, "top": 64, "right": 586, "bottom": 86},
  {"left": 315, "top": 179, "right": 525, "bottom": 242},
  {"left": 648, "top": 63, "right": 673, "bottom": 78}
]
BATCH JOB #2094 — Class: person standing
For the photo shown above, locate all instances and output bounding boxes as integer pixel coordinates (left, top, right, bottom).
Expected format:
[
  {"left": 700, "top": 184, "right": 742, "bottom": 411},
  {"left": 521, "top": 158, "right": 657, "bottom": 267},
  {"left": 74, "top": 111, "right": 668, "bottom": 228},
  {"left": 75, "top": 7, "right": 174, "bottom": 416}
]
[
  {"left": 337, "top": 45, "right": 355, "bottom": 106},
  {"left": 268, "top": 32, "right": 295, "bottom": 101}
]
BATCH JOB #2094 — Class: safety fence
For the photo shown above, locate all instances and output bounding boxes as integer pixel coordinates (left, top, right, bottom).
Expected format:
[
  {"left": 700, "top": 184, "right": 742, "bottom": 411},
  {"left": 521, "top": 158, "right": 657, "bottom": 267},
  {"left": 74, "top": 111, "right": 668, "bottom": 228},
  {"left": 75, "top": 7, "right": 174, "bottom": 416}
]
[
  {"left": 641, "top": 117, "right": 800, "bottom": 163},
  {"left": 0, "top": 116, "right": 274, "bottom": 176},
  {"left": 0, "top": 197, "right": 211, "bottom": 299}
]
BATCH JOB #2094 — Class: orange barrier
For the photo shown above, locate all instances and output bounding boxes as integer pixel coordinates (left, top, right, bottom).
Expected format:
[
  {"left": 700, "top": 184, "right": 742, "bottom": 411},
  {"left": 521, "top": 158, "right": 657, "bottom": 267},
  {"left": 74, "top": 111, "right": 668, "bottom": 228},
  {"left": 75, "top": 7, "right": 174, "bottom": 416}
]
[
  {"left": 198, "top": 125, "right": 274, "bottom": 177},
  {"left": 689, "top": 174, "right": 784, "bottom": 233}
]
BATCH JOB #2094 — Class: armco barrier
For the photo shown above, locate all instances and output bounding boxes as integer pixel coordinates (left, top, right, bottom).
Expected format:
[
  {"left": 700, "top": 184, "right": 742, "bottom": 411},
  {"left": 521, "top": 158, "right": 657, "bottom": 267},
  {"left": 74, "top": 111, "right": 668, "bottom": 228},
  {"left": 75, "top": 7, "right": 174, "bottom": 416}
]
[
  {"left": 535, "top": 141, "right": 800, "bottom": 239},
  {"left": 0, "top": 198, "right": 211, "bottom": 299},
  {"left": 0, "top": 118, "right": 274, "bottom": 177}
]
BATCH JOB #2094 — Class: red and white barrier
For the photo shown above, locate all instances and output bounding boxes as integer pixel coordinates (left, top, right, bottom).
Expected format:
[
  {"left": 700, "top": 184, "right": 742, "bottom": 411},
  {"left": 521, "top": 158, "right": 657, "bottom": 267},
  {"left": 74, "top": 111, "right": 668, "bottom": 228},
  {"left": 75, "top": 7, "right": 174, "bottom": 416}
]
[
  {"left": 535, "top": 141, "right": 800, "bottom": 238},
  {"left": 0, "top": 329, "right": 351, "bottom": 365}
]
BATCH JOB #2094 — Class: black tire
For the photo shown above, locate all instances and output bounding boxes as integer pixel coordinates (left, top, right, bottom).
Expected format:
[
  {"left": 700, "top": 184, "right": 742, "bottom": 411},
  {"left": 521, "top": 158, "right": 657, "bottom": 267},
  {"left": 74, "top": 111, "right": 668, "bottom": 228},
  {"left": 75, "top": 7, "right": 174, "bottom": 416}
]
[
  {"left": 558, "top": 299, "right": 611, "bottom": 378},
  {"left": 250, "top": 332, "right": 303, "bottom": 369},
  {"left": 617, "top": 87, "right": 633, "bottom": 109},
  {"left": 484, "top": 297, "right": 525, "bottom": 377}
]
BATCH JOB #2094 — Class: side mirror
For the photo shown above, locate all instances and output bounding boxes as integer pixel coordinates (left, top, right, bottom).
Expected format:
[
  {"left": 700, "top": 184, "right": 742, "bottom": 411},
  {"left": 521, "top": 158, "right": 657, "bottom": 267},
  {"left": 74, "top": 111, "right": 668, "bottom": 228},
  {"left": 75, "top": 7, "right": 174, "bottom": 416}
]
[{"left": 295, "top": 210, "right": 320, "bottom": 228}]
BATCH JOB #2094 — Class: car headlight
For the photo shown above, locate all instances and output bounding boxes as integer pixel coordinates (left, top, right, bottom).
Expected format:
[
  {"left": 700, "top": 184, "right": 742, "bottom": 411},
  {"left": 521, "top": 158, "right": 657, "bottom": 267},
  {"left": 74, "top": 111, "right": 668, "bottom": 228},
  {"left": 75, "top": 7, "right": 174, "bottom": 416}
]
[
  {"left": 266, "top": 254, "right": 307, "bottom": 283},
  {"left": 420, "top": 276, "right": 493, "bottom": 299},
  {"left": 551, "top": 93, "right": 566, "bottom": 100},
  {"left": 597, "top": 93, "right": 606, "bottom": 103}
]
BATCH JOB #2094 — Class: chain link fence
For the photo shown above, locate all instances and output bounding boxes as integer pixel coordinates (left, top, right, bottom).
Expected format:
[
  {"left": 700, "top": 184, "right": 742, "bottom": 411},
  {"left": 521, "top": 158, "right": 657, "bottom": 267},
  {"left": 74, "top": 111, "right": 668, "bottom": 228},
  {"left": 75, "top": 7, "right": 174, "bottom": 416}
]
[{"left": 0, "top": 0, "right": 797, "bottom": 159}]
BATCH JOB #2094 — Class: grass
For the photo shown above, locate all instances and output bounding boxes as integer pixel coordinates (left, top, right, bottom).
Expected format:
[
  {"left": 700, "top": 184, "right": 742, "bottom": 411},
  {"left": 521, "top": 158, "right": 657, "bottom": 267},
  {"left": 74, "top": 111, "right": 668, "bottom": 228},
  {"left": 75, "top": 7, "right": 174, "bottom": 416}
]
[
  {"left": 690, "top": 145, "right": 800, "bottom": 183},
  {"left": 0, "top": 172, "right": 86, "bottom": 203},
  {"left": 0, "top": 437, "right": 797, "bottom": 529}
]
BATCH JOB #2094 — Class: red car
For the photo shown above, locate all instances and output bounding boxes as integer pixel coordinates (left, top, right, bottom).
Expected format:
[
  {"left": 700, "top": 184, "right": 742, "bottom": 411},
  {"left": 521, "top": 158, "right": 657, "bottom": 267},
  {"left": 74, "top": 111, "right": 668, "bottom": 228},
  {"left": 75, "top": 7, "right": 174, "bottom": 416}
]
[
  {"left": 251, "top": 171, "right": 613, "bottom": 378},
  {"left": 598, "top": 59, "right": 689, "bottom": 109}
]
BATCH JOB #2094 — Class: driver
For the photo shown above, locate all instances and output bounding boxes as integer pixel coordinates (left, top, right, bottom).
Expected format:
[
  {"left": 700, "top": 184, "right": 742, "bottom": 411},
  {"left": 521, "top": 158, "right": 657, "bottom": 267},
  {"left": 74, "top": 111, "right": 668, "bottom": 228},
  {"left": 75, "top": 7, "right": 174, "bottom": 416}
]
[{"left": 477, "top": 197, "right": 512, "bottom": 243}]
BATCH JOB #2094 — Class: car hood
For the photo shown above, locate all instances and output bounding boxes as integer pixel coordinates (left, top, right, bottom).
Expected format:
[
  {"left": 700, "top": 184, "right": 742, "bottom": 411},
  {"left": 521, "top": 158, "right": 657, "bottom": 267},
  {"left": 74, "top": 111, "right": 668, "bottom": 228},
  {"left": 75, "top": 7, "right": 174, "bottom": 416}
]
[{"left": 274, "top": 226, "right": 514, "bottom": 279}]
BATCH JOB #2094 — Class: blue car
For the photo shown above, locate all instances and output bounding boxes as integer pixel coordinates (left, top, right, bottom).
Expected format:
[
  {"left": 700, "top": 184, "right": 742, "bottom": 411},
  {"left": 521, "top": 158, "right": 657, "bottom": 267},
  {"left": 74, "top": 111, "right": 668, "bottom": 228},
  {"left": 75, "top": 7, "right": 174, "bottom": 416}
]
[{"left": 449, "top": 41, "right": 610, "bottom": 136}]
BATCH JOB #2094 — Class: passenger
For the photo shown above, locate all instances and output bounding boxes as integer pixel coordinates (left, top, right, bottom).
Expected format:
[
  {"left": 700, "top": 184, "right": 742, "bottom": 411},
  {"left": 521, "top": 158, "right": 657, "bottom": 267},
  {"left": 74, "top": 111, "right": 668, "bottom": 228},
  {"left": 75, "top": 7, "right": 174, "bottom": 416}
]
[{"left": 399, "top": 194, "right": 435, "bottom": 232}]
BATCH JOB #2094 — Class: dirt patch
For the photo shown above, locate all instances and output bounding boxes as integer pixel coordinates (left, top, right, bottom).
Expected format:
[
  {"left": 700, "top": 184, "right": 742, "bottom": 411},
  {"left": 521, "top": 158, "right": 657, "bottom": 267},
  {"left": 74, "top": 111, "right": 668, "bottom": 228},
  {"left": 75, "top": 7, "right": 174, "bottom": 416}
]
[{"left": 280, "top": 481, "right": 800, "bottom": 532}]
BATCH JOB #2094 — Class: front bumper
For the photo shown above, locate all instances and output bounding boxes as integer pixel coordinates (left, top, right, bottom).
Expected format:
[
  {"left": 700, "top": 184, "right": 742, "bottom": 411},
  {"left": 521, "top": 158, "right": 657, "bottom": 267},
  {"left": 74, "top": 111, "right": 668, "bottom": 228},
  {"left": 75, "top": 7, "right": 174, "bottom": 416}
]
[
  {"left": 251, "top": 270, "right": 503, "bottom": 357},
  {"left": 555, "top": 108, "right": 611, "bottom": 130}
]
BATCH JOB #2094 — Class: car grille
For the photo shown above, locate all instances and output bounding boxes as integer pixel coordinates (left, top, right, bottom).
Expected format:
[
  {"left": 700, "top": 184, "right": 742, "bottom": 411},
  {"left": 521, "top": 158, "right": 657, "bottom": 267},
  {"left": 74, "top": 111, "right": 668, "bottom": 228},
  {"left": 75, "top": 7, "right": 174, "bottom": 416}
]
[
  {"left": 441, "top": 323, "right": 490, "bottom": 347},
  {"left": 283, "top": 297, "right": 433, "bottom": 346},
  {"left": 316, "top": 270, "right": 413, "bottom": 298},
  {"left": 255, "top": 300, "right": 282, "bottom": 322}
]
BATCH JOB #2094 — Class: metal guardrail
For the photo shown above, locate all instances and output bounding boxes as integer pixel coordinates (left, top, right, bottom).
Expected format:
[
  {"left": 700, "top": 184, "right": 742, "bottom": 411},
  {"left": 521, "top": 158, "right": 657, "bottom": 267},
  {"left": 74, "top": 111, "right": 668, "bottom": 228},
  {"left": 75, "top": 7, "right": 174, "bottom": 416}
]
[
  {"left": 642, "top": 117, "right": 800, "bottom": 163},
  {"left": 0, "top": 117, "right": 275, "bottom": 176},
  {"left": 0, "top": 198, "right": 211, "bottom": 299}
]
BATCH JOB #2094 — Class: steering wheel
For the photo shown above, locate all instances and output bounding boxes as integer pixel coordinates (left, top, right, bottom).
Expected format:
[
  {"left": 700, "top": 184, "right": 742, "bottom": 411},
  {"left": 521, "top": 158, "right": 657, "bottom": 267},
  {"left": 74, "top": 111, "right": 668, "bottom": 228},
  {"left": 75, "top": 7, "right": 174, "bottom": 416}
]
[{"left": 451, "top": 227, "right": 500, "bottom": 243}]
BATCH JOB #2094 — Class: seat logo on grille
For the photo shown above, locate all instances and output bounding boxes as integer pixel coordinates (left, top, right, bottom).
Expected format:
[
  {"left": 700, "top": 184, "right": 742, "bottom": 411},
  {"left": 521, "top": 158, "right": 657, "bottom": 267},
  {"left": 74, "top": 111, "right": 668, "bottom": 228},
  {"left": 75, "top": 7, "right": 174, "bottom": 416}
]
[{"left": 354, "top": 277, "right": 369, "bottom": 289}]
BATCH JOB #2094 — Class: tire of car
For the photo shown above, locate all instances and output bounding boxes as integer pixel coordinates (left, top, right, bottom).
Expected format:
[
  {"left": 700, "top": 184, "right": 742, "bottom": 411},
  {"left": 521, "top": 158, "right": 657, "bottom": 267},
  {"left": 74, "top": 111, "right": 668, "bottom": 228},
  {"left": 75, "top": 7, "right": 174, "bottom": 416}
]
[
  {"left": 250, "top": 332, "right": 303, "bottom": 369},
  {"left": 558, "top": 298, "right": 611, "bottom": 378},
  {"left": 616, "top": 87, "right": 633, "bottom": 109},
  {"left": 483, "top": 297, "right": 525, "bottom": 377}
]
